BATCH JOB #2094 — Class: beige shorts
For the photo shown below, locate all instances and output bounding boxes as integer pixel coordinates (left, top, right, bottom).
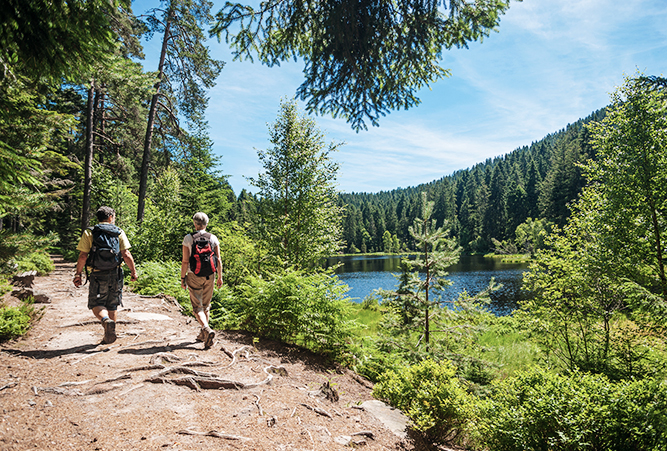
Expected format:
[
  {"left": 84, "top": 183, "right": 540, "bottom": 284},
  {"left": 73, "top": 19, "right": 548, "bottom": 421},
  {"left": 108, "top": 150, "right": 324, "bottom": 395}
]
[{"left": 185, "top": 272, "right": 214, "bottom": 313}]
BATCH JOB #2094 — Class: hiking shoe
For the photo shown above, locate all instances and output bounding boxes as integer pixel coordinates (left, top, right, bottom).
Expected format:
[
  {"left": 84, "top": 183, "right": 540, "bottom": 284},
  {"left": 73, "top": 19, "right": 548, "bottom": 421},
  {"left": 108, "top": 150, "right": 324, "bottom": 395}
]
[
  {"left": 204, "top": 327, "right": 215, "bottom": 350},
  {"left": 196, "top": 327, "right": 206, "bottom": 342},
  {"left": 103, "top": 319, "right": 116, "bottom": 344}
]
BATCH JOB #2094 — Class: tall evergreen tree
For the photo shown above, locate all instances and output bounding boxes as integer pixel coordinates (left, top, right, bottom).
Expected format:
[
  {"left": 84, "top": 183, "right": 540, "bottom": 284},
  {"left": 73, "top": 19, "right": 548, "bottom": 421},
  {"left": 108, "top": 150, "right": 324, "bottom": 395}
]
[
  {"left": 212, "top": 0, "right": 512, "bottom": 130},
  {"left": 137, "top": 0, "right": 224, "bottom": 222}
]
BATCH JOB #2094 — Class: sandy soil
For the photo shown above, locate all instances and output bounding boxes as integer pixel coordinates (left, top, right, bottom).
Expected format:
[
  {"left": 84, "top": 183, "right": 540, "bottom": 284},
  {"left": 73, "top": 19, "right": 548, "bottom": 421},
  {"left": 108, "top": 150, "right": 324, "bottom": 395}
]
[{"left": 0, "top": 256, "right": 415, "bottom": 451}]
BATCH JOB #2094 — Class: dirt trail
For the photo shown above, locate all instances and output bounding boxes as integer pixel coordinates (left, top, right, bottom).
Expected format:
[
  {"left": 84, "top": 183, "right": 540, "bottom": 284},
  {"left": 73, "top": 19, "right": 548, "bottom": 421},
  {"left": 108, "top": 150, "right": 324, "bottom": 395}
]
[{"left": 0, "top": 256, "right": 412, "bottom": 451}]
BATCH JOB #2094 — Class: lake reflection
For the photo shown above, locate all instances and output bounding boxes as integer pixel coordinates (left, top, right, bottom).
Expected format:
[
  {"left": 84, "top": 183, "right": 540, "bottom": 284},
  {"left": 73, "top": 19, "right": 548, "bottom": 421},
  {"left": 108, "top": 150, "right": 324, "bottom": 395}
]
[{"left": 325, "top": 254, "right": 529, "bottom": 316}]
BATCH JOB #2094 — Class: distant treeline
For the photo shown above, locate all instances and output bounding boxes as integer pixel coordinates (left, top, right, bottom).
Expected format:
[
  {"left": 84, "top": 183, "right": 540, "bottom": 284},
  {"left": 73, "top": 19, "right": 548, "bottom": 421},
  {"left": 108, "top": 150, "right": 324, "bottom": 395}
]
[{"left": 329, "top": 108, "right": 606, "bottom": 254}]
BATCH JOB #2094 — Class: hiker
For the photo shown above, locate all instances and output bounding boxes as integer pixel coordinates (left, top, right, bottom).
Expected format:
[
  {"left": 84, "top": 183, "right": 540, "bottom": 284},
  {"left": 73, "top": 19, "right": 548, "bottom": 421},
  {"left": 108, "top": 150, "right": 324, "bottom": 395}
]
[
  {"left": 73, "top": 206, "right": 137, "bottom": 344},
  {"left": 180, "top": 212, "right": 222, "bottom": 349}
]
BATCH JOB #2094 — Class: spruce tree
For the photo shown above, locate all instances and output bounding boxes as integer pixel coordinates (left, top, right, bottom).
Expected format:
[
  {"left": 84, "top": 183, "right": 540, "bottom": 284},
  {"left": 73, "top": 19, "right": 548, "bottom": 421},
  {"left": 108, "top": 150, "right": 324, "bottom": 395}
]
[{"left": 383, "top": 192, "right": 461, "bottom": 351}]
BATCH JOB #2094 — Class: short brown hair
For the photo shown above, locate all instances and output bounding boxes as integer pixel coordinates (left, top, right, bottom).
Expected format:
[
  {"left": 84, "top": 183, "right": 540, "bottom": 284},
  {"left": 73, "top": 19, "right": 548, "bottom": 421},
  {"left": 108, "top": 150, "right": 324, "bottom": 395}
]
[{"left": 96, "top": 206, "right": 115, "bottom": 222}]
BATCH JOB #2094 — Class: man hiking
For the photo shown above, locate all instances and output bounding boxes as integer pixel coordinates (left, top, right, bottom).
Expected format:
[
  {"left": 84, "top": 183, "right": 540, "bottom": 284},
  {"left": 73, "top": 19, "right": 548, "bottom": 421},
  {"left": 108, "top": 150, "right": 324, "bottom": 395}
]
[
  {"left": 73, "top": 206, "right": 137, "bottom": 344},
  {"left": 181, "top": 212, "right": 222, "bottom": 349}
]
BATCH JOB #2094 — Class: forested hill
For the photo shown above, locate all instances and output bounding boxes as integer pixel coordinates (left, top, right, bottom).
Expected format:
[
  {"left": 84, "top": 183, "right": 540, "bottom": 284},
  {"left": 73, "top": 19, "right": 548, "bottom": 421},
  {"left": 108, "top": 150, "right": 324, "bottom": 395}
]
[{"left": 338, "top": 108, "right": 607, "bottom": 254}]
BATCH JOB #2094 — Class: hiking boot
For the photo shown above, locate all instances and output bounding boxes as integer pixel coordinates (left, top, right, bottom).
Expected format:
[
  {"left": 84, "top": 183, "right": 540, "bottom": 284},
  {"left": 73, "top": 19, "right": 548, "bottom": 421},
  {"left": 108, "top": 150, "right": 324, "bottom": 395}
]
[
  {"left": 204, "top": 327, "right": 215, "bottom": 350},
  {"left": 102, "top": 319, "right": 116, "bottom": 344},
  {"left": 196, "top": 327, "right": 206, "bottom": 342}
]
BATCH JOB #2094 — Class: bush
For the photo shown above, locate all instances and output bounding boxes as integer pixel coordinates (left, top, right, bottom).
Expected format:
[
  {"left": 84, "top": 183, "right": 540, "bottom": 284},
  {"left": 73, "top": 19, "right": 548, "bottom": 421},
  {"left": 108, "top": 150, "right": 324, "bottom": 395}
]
[
  {"left": 209, "top": 284, "right": 243, "bottom": 330},
  {"left": 373, "top": 359, "right": 478, "bottom": 446},
  {"left": 240, "top": 270, "right": 355, "bottom": 358},
  {"left": 480, "top": 368, "right": 667, "bottom": 451},
  {"left": 0, "top": 276, "right": 11, "bottom": 297},
  {"left": 0, "top": 300, "right": 39, "bottom": 341},
  {"left": 129, "top": 261, "right": 191, "bottom": 312},
  {"left": 130, "top": 260, "right": 181, "bottom": 296},
  {"left": 14, "top": 251, "right": 54, "bottom": 275},
  {"left": 0, "top": 232, "right": 58, "bottom": 274}
]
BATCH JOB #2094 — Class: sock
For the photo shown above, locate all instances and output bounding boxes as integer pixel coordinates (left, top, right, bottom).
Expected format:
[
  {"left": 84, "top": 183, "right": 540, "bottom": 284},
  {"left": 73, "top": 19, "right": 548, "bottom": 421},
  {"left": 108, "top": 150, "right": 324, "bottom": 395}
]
[{"left": 101, "top": 316, "right": 110, "bottom": 323}]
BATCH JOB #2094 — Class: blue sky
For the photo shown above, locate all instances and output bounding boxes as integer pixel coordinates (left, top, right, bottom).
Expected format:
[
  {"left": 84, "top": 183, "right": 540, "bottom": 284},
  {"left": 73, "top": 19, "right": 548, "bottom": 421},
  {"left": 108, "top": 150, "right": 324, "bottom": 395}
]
[{"left": 134, "top": 0, "right": 667, "bottom": 195}]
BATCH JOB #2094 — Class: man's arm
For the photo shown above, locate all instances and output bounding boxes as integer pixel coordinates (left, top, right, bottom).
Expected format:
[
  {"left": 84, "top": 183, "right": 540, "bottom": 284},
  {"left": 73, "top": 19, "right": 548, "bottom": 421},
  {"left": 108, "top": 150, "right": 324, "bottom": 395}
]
[
  {"left": 121, "top": 249, "right": 138, "bottom": 281},
  {"left": 73, "top": 251, "right": 88, "bottom": 287}
]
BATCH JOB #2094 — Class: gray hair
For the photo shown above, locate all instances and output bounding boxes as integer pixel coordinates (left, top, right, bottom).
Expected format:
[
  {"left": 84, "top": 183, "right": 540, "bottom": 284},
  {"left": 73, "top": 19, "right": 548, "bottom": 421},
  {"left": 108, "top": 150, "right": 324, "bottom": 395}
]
[{"left": 192, "top": 212, "right": 209, "bottom": 228}]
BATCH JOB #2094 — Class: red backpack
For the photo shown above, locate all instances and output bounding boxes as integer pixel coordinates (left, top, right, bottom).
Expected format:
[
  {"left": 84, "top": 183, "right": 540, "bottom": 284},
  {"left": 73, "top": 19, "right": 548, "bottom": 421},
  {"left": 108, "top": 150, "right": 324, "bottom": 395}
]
[{"left": 189, "top": 231, "right": 218, "bottom": 277}]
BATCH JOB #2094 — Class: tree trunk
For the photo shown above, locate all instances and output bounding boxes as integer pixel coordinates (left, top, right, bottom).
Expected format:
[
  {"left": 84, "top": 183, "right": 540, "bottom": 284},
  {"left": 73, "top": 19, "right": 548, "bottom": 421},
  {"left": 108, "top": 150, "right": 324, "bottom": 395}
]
[
  {"left": 138, "top": 11, "right": 172, "bottom": 223},
  {"left": 81, "top": 80, "right": 97, "bottom": 232}
]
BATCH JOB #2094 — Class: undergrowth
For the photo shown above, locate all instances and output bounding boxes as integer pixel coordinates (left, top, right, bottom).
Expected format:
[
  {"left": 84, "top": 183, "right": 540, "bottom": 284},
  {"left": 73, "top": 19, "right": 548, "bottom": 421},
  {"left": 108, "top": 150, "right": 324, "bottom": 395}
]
[{"left": 0, "top": 298, "right": 43, "bottom": 341}]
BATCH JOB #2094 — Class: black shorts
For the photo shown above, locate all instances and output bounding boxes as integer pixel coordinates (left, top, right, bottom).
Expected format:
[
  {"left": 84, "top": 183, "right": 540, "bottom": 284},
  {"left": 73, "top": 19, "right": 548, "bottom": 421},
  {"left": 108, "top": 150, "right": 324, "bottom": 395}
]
[{"left": 87, "top": 268, "right": 124, "bottom": 311}]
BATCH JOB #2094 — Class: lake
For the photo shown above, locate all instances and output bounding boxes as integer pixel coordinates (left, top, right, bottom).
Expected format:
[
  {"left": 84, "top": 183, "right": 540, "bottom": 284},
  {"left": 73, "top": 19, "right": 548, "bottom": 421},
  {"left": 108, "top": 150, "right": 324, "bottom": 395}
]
[{"left": 324, "top": 254, "right": 530, "bottom": 316}]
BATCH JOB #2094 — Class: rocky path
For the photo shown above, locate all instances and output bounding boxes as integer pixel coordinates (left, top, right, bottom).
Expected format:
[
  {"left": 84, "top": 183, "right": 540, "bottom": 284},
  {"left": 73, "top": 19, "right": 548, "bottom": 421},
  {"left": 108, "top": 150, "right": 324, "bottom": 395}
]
[{"left": 0, "top": 256, "right": 411, "bottom": 451}]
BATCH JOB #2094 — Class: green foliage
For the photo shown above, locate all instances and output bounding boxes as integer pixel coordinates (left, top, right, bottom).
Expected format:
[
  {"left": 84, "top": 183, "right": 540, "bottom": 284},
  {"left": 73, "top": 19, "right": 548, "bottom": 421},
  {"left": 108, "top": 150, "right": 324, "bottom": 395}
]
[
  {"left": 515, "top": 217, "right": 551, "bottom": 254},
  {"left": 0, "top": 276, "right": 12, "bottom": 297},
  {"left": 0, "top": 300, "right": 38, "bottom": 341},
  {"left": 520, "top": 231, "right": 665, "bottom": 380},
  {"left": 14, "top": 251, "right": 55, "bottom": 276},
  {"left": 374, "top": 359, "right": 478, "bottom": 446},
  {"left": 128, "top": 260, "right": 191, "bottom": 313},
  {"left": 212, "top": 0, "right": 511, "bottom": 130},
  {"left": 250, "top": 99, "right": 344, "bottom": 270},
  {"left": 584, "top": 74, "right": 667, "bottom": 299},
  {"left": 480, "top": 368, "right": 667, "bottom": 451},
  {"left": 130, "top": 260, "right": 182, "bottom": 296},
  {"left": 207, "top": 222, "right": 262, "bottom": 288},
  {"left": 0, "top": 76, "right": 78, "bottom": 220},
  {"left": 209, "top": 285, "right": 243, "bottom": 330},
  {"left": 361, "top": 293, "right": 381, "bottom": 311},
  {"left": 520, "top": 75, "right": 667, "bottom": 380},
  {"left": 380, "top": 192, "right": 462, "bottom": 349},
  {"left": 132, "top": 167, "right": 191, "bottom": 262},
  {"left": 239, "top": 270, "right": 355, "bottom": 358},
  {"left": 0, "top": 232, "right": 58, "bottom": 274},
  {"left": 0, "top": 0, "right": 131, "bottom": 81}
]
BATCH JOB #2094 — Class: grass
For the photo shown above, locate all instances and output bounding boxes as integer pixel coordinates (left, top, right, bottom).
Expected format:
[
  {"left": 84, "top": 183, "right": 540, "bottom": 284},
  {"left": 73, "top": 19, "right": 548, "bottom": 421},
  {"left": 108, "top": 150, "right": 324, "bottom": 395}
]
[
  {"left": 484, "top": 253, "right": 532, "bottom": 263},
  {"left": 345, "top": 301, "right": 383, "bottom": 337},
  {"left": 474, "top": 330, "right": 542, "bottom": 377}
]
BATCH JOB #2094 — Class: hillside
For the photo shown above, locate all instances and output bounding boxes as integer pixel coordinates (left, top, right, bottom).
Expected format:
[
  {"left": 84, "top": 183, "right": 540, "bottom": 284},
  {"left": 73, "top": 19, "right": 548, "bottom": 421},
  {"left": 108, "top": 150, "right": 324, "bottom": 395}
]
[
  {"left": 0, "top": 256, "right": 422, "bottom": 450},
  {"left": 337, "top": 108, "right": 607, "bottom": 254}
]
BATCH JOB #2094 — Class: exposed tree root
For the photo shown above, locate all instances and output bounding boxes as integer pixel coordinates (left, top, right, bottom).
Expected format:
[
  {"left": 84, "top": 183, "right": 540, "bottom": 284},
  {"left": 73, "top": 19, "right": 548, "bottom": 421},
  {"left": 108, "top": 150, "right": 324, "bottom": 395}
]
[
  {"left": 352, "top": 431, "right": 375, "bottom": 440},
  {"left": 300, "top": 403, "right": 333, "bottom": 418},
  {"left": 253, "top": 393, "right": 264, "bottom": 416},
  {"left": 0, "top": 382, "right": 18, "bottom": 391},
  {"left": 177, "top": 428, "right": 250, "bottom": 440},
  {"left": 127, "top": 364, "right": 166, "bottom": 372},
  {"left": 145, "top": 364, "right": 287, "bottom": 391},
  {"left": 34, "top": 386, "right": 84, "bottom": 396}
]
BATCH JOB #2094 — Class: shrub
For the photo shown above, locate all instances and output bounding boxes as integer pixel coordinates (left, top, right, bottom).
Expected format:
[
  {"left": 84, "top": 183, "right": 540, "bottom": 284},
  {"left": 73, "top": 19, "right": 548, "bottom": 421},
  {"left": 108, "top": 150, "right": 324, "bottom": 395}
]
[
  {"left": 209, "top": 284, "right": 242, "bottom": 330},
  {"left": 0, "top": 300, "right": 38, "bottom": 341},
  {"left": 480, "top": 368, "right": 667, "bottom": 451},
  {"left": 129, "top": 261, "right": 190, "bottom": 312},
  {"left": 0, "top": 276, "right": 11, "bottom": 297},
  {"left": 130, "top": 261, "right": 181, "bottom": 296},
  {"left": 1, "top": 232, "right": 57, "bottom": 274},
  {"left": 373, "top": 359, "right": 478, "bottom": 446},
  {"left": 14, "top": 251, "right": 54, "bottom": 275},
  {"left": 239, "top": 270, "right": 355, "bottom": 358}
]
